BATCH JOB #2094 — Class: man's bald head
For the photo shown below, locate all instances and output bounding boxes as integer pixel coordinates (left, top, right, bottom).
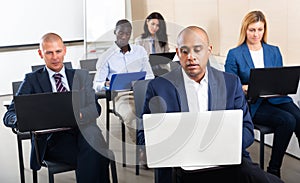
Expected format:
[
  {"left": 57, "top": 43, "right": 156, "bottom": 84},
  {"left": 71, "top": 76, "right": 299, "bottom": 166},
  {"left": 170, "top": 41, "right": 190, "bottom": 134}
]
[
  {"left": 40, "top": 32, "right": 64, "bottom": 49},
  {"left": 177, "top": 26, "right": 210, "bottom": 47}
]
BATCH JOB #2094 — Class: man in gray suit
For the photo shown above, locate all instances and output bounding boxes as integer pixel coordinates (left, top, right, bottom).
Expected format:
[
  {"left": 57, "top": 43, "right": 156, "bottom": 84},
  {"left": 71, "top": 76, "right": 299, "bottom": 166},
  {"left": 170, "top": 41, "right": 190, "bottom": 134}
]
[
  {"left": 3, "top": 33, "right": 109, "bottom": 182},
  {"left": 137, "top": 26, "right": 283, "bottom": 183}
]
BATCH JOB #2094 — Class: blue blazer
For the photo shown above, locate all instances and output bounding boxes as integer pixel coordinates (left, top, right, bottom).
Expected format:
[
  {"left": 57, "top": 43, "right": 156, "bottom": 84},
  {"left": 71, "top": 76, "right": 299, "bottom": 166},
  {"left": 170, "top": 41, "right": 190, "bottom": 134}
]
[
  {"left": 138, "top": 64, "right": 254, "bottom": 159},
  {"left": 3, "top": 67, "right": 100, "bottom": 170},
  {"left": 225, "top": 42, "right": 292, "bottom": 116}
]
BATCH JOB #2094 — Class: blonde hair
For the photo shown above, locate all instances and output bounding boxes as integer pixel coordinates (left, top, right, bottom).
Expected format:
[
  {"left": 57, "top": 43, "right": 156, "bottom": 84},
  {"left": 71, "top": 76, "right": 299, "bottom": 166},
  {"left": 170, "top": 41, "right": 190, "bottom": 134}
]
[{"left": 237, "top": 10, "right": 268, "bottom": 46}]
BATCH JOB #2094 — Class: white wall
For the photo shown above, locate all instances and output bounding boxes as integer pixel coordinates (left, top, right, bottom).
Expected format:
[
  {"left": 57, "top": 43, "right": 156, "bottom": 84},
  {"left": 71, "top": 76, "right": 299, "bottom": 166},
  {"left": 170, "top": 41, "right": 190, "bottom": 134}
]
[
  {"left": 0, "top": 45, "right": 84, "bottom": 95},
  {"left": 0, "top": 0, "right": 83, "bottom": 47},
  {"left": 131, "top": 0, "right": 300, "bottom": 66}
]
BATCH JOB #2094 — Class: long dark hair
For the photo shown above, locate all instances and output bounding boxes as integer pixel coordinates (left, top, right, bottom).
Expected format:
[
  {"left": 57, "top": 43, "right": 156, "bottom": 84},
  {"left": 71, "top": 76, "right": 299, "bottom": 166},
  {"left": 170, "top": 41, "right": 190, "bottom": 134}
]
[{"left": 141, "top": 12, "right": 168, "bottom": 48}]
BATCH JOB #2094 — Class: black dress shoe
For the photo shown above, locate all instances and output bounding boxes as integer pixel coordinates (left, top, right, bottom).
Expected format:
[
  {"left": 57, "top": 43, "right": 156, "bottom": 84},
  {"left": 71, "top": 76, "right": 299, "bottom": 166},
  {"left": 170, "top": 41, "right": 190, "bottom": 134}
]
[{"left": 267, "top": 167, "right": 281, "bottom": 178}]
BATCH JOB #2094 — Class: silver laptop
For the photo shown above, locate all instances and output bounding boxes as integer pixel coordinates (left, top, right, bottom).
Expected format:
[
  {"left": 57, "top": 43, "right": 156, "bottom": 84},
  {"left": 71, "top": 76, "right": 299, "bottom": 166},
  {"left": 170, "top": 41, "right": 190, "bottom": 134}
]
[{"left": 143, "top": 110, "right": 243, "bottom": 168}]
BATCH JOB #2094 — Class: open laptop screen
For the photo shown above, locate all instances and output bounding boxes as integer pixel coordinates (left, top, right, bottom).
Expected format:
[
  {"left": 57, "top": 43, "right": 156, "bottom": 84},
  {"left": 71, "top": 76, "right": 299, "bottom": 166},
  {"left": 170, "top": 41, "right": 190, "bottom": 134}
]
[
  {"left": 109, "top": 71, "right": 146, "bottom": 91},
  {"left": 247, "top": 66, "right": 300, "bottom": 101},
  {"left": 14, "top": 91, "right": 80, "bottom": 132},
  {"left": 143, "top": 110, "right": 242, "bottom": 168},
  {"left": 149, "top": 52, "right": 176, "bottom": 77}
]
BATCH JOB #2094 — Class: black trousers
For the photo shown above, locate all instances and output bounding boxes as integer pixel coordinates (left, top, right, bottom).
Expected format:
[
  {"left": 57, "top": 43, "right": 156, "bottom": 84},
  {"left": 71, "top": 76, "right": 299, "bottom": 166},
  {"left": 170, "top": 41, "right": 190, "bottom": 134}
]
[
  {"left": 155, "top": 157, "right": 284, "bottom": 183},
  {"left": 44, "top": 124, "right": 109, "bottom": 183}
]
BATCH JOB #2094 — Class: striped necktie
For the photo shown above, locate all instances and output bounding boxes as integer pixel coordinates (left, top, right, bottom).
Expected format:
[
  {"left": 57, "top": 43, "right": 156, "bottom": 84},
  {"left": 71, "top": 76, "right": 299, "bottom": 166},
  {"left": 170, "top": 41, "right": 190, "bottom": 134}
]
[{"left": 53, "top": 73, "right": 67, "bottom": 92}]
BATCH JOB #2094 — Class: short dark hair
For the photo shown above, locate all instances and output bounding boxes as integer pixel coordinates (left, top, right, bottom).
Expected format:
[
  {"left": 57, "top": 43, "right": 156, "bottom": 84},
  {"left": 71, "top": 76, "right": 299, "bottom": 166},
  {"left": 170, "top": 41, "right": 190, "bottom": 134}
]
[{"left": 115, "top": 19, "right": 132, "bottom": 30}]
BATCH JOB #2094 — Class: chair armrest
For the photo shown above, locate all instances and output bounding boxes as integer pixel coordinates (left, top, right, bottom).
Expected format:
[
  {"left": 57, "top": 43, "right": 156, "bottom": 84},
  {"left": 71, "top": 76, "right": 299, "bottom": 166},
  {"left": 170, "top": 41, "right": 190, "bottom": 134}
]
[
  {"left": 95, "top": 90, "right": 107, "bottom": 99},
  {"left": 33, "top": 127, "right": 72, "bottom": 135},
  {"left": 3, "top": 100, "right": 10, "bottom": 109}
]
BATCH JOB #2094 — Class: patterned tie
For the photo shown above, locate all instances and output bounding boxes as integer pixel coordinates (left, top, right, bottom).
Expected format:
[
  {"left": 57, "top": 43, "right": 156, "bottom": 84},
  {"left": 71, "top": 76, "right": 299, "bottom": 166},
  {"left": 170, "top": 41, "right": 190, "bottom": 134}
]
[{"left": 53, "top": 73, "right": 67, "bottom": 92}]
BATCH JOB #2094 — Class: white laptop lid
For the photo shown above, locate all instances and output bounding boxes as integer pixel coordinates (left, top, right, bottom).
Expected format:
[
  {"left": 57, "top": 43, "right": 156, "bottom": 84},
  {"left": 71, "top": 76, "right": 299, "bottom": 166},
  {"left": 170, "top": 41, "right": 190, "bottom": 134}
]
[{"left": 143, "top": 110, "right": 243, "bottom": 168}]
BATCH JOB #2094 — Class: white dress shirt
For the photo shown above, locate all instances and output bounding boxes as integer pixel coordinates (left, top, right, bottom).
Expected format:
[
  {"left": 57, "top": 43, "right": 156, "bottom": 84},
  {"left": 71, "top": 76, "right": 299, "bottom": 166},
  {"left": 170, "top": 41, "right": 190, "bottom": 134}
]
[
  {"left": 93, "top": 42, "right": 154, "bottom": 91},
  {"left": 182, "top": 67, "right": 215, "bottom": 170},
  {"left": 46, "top": 66, "right": 70, "bottom": 92},
  {"left": 182, "top": 67, "right": 208, "bottom": 112}
]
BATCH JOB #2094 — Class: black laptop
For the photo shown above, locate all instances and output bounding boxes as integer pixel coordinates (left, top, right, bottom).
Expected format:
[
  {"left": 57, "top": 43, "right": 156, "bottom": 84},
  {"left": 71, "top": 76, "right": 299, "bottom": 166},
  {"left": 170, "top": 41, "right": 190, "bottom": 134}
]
[
  {"left": 149, "top": 52, "right": 176, "bottom": 76},
  {"left": 14, "top": 91, "right": 80, "bottom": 132},
  {"left": 247, "top": 66, "right": 300, "bottom": 101},
  {"left": 149, "top": 52, "right": 176, "bottom": 65}
]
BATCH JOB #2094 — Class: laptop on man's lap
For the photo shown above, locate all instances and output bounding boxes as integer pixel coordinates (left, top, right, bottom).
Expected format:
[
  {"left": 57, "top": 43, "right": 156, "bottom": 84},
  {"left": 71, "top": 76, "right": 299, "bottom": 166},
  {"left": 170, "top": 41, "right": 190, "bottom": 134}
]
[
  {"left": 14, "top": 91, "right": 80, "bottom": 132},
  {"left": 143, "top": 110, "right": 243, "bottom": 168}
]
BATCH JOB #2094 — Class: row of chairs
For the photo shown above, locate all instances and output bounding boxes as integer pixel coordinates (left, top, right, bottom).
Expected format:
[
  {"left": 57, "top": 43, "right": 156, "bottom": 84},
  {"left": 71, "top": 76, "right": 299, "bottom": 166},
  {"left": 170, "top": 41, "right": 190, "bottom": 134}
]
[
  {"left": 8, "top": 62, "right": 118, "bottom": 183},
  {"left": 8, "top": 59, "right": 274, "bottom": 182},
  {"left": 79, "top": 58, "right": 275, "bottom": 175}
]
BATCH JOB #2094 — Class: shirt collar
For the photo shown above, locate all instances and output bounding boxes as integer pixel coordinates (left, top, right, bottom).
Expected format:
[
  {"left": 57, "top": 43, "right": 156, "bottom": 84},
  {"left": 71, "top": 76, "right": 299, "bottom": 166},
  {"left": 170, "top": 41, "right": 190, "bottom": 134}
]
[
  {"left": 113, "top": 42, "right": 131, "bottom": 53},
  {"left": 46, "top": 65, "right": 67, "bottom": 78},
  {"left": 182, "top": 67, "right": 208, "bottom": 86}
]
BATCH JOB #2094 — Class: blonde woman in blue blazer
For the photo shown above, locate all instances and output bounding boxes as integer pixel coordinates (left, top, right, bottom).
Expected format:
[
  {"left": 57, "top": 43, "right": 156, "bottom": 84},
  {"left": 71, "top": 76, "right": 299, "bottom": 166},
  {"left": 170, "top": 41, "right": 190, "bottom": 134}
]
[{"left": 225, "top": 10, "right": 300, "bottom": 178}]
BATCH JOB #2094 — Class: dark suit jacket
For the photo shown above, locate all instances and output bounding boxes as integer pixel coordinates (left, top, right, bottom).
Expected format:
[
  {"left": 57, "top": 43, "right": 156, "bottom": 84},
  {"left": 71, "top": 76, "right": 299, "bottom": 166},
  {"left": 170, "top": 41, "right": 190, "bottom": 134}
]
[
  {"left": 3, "top": 67, "right": 100, "bottom": 170},
  {"left": 138, "top": 64, "right": 254, "bottom": 159},
  {"left": 225, "top": 42, "right": 292, "bottom": 116}
]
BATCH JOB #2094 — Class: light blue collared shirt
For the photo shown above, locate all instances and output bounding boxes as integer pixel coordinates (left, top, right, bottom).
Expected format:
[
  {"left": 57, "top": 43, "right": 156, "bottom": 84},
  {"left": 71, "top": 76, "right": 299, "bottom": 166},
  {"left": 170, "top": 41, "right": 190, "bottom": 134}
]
[{"left": 93, "top": 42, "right": 154, "bottom": 91}]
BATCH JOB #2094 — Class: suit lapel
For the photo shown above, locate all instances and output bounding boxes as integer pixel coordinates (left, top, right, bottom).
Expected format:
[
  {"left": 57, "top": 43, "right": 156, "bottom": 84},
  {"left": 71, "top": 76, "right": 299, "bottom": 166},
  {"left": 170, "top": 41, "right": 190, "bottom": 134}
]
[
  {"left": 36, "top": 68, "right": 52, "bottom": 92},
  {"left": 241, "top": 43, "right": 255, "bottom": 69},
  {"left": 174, "top": 69, "right": 189, "bottom": 112},
  {"left": 262, "top": 43, "right": 273, "bottom": 67},
  {"left": 163, "top": 67, "right": 189, "bottom": 112},
  {"left": 65, "top": 68, "right": 75, "bottom": 90},
  {"left": 207, "top": 65, "right": 226, "bottom": 111}
]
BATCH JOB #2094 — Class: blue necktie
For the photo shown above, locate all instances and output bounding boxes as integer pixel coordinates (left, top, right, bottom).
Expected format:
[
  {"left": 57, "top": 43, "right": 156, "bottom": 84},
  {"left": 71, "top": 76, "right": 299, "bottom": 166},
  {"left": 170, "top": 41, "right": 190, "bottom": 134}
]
[{"left": 151, "top": 38, "right": 156, "bottom": 54}]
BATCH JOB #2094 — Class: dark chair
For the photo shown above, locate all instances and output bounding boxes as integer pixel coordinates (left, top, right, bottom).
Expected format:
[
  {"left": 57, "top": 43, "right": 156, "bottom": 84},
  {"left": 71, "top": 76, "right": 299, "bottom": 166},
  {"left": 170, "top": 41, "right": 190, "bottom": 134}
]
[
  {"left": 32, "top": 131, "right": 118, "bottom": 183},
  {"left": 132, "top": 79, "right": 152, "bottom": 175},
  {"left": 170, "top": 61, "right": 181, "bottom": 71},
  {"left": 11, "top": 80, "right": 75, "bottom": 183},
  {"left": 11, "top": 79, "right": 112, "bottom": 183},
  {"left": 79, "top": 58, "right": 97, "bottom": 71},
  {"left": 31, "top": 62, "right": 72, "bottom": 71},
  {"left": 8, "top": 81, "right": 38, "bottom": 183},
  {"left": 107, "top": 148, "right": 118, "bottom": 183},
  {"left": 32, "top": 131, "right": 76, "bottom": 183},
  {"left": 253, "top": 124, "right": 275, "bottom": 170},
  {"left": 105, "top": 90, "right": 127, "bottom": 167},
  {"left": 247, "top": 98, "right": 275, "bottom": 170},
  {"left": 79, "top": 58, "right": 98, "bottom": 81},
  {"left": 79, "top": 58, "right": 126, "bottom": 167}
]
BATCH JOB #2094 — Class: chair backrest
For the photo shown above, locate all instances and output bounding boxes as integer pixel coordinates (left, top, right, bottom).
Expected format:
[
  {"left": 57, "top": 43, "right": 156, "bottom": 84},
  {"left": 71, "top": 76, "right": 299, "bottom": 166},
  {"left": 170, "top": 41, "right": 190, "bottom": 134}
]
[
  {"left": 132, "top": 79, "right": 151, "bottom": 122},
  {"left": 80, "top": 58, "right": 98, "bottom": 81},
  {"left": 12, "top": 81, "right": 22, "bottom": 95},
  {"left": 80, "top": 58, "right": 98, "bottom": 71},
  {"left": 170, "top": 61, "right": 180, "bottom": 71},
  {"left": 31, "top": 62, "right": 73, "bottom": 71}
]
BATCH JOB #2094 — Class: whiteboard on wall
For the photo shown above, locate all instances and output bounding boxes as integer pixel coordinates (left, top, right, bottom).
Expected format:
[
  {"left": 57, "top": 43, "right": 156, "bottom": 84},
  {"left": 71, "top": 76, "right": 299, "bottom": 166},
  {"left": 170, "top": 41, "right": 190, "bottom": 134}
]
[
  {"left": 0, "top": 0, "right": 83, "bottom": 47},
  {"left": 86, "top": 0, "right": 125, "bottom": 43}
]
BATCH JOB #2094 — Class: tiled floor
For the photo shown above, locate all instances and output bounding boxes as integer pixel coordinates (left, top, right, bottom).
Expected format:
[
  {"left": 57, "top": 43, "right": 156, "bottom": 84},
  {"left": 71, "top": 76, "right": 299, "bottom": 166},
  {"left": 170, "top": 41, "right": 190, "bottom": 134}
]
[{"left": 0, "top": 95, "right": 299, "bottom": 183}]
